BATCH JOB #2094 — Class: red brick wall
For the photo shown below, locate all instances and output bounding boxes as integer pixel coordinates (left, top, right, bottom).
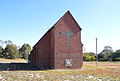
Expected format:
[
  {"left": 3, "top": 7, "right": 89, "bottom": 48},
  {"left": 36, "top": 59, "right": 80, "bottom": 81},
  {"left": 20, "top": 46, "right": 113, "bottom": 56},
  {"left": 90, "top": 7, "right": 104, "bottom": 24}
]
[
  {"left": 54, "top": 12, "right": 83, "bottom": 69},
  {"left": 30, "top": 11, "right": 83, "bottom": 69},
  {"left": 30, "top": 30, "right": 55, "bottom": 69}
]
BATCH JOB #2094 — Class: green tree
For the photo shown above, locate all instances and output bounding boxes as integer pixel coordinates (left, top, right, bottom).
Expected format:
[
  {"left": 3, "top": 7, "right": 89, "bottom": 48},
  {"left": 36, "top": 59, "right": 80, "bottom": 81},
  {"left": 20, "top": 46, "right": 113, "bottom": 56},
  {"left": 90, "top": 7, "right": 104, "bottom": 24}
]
[
  {"left": 112, "top": 50, "right": 120, "bottom": 61},
  {"left": 4, "top": 44, "right": 19, "bottom": 59},
  {"left": 98, "top": 46, "right": 113, "bottom": 61},
  {"left": 83, "top": 52, "right": 96, "bottom": 61},
  {"left": 0, "top": 46, "right": 4, "bottom": 57},
  {"left": 98, "top": 53, "right": 109, "bottom": 61},
  {"left": 5, "top": 40, "right": 12, "bottom": 45},
  {"left": 19, "top": 44, "right": 31, "bottom": 59}
]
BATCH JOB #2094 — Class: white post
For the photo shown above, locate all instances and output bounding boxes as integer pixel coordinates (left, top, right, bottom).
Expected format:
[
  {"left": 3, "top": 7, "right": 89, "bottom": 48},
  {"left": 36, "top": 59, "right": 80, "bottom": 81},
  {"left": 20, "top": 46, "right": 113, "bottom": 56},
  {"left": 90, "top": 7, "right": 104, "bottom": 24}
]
[{"left": 96, "top": 38, "right": 98, "bottom": 66}]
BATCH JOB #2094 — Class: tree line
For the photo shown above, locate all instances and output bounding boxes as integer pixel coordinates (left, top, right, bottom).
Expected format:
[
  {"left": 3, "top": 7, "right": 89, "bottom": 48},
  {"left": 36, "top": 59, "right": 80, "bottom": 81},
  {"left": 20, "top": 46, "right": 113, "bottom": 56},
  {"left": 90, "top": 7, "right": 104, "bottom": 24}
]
[
  {"left": 1, "top": 40, "right": 120, "bottom": 62},
  {"left": 0, "top": 40, "right": 31, "bottom": 59},
  {"left": 83, "top": 46, "right": 120, "bottom": 61}
]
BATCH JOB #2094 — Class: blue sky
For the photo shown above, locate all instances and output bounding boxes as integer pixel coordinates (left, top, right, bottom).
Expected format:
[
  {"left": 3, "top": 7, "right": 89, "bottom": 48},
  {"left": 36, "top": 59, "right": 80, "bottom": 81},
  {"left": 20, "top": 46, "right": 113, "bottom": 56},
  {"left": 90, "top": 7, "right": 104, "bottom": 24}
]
[{"left": 0, "top": 0, "right": 120, "bottom": 53}]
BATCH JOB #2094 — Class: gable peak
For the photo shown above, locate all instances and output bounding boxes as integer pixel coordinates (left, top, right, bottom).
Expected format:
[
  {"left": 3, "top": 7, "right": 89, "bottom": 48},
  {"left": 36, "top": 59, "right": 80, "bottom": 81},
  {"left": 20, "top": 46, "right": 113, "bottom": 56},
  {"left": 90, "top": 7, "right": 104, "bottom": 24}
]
[{"left": 64, "top": 10, "right": 72, "bottom": 16}]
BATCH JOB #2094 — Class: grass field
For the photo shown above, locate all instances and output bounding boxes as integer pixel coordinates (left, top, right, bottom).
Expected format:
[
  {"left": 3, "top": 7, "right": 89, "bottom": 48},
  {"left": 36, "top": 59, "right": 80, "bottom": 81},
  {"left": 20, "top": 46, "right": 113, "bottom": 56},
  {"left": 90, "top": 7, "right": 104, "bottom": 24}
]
[
  {"left": 0, "top": 58, "right": 120, "bottom": 81},
  {"left": 0, "top": 58, "right": 26, "bottom": 63}
]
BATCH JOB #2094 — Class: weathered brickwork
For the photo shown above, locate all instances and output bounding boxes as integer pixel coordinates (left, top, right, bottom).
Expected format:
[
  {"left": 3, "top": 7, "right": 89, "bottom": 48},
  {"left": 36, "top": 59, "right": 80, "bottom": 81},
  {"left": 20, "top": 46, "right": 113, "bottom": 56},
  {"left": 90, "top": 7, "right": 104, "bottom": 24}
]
[{"left": 30, "top": 11, "right": 83, "bottom": 69}]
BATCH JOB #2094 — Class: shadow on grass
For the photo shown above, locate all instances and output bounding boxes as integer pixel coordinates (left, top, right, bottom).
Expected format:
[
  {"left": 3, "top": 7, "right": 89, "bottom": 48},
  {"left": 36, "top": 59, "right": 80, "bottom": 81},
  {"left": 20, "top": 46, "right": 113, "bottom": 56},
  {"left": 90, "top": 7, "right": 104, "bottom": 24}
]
[{"left": 0, "top": 63, "right": 41, "bottom": 71}]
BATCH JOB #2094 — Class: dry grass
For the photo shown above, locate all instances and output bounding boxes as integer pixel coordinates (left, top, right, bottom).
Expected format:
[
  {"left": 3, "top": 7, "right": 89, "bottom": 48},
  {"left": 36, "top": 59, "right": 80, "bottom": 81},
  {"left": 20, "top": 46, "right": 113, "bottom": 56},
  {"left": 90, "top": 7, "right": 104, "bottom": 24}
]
[
  {"left": 0, "top": 58, "right": 26, "bottom": 63},
  {"left": 0, "top": 59, "right": 120, "bottom": 81}
]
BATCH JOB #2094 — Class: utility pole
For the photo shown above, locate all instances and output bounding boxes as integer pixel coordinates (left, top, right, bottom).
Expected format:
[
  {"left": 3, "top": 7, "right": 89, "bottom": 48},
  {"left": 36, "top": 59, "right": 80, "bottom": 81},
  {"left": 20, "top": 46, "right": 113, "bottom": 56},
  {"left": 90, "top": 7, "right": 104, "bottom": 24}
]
[{"left": 96, "top": 38, "right": 98, "bottom": 66}]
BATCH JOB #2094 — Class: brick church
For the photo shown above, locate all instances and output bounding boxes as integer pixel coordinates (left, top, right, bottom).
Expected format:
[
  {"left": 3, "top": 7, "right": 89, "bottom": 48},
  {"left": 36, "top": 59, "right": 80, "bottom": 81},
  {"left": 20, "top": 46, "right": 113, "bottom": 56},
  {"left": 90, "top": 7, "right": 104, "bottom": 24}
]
[{"left": 30, "top": 11, "right": 83, "bottom": 69}]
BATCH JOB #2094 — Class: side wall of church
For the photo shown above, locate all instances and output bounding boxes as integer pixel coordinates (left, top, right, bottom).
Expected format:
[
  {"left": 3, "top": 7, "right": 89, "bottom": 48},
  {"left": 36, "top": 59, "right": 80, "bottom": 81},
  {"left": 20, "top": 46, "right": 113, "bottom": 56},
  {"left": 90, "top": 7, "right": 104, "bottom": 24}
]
[{"left": 30, "top": 29, "right": 54, "bottom": 69}]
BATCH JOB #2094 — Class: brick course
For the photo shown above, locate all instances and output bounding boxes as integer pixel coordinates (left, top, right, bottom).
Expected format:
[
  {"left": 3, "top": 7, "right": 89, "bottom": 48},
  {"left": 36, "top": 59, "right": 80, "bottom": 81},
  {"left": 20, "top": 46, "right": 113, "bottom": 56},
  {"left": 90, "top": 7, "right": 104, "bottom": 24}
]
[{"left": 30, "top": 11, "right": 83, "bottom": 69}]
